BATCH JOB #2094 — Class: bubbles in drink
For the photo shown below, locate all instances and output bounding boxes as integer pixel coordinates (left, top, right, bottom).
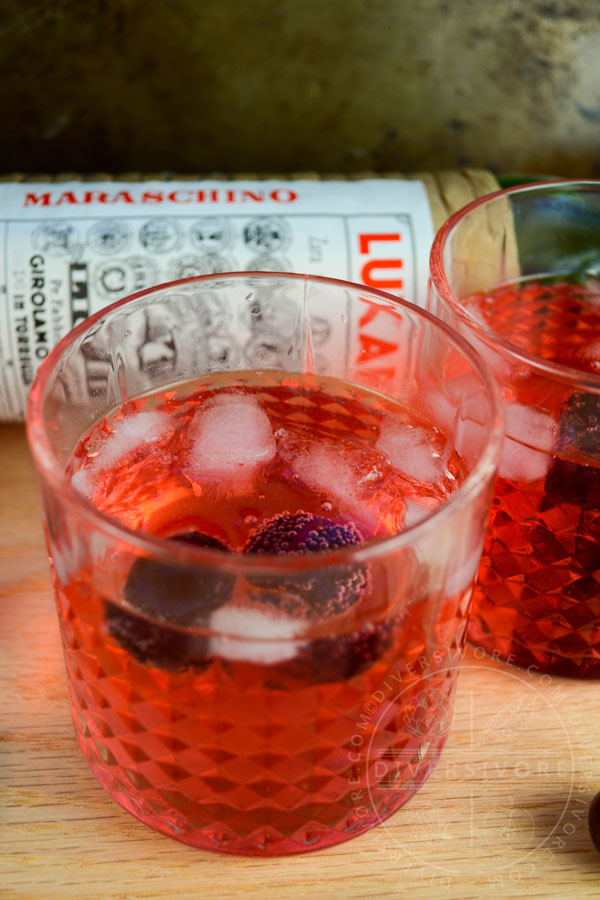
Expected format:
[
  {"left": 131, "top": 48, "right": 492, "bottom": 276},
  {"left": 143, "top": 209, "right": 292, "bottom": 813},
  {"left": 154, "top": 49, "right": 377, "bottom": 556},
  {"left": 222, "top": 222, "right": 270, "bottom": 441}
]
[{"left": 242, "top": 511, "right": 368, "bottom": 620}]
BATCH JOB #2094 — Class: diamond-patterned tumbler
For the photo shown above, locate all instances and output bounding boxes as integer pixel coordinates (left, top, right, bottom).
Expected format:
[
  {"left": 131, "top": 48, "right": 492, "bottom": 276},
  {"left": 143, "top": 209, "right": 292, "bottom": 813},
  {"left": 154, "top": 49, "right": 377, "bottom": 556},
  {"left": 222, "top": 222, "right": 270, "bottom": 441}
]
[
  {"left": 429, "top": 180, "right": 600, "bottom": 678},
  {"left": 27, "top": 274, "right": 501, "bottom": 854}
]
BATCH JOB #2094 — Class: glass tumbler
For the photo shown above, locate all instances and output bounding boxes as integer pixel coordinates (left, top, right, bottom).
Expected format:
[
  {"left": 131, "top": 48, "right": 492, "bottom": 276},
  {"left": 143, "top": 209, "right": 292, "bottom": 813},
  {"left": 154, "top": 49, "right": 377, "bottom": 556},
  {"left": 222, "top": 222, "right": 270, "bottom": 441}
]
[
  {"left": 27, "top": 273, "right": 501, "bottom": 854},
  {"left": 429, "top": 180, "right": 600, "bottom": 678}
]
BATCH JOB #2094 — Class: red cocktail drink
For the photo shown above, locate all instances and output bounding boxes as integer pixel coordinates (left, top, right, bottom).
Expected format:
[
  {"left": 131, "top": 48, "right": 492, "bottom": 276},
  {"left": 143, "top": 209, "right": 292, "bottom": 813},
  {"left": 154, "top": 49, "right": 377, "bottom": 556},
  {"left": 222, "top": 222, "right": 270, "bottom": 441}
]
[
  {"left": 27, "top": 274, "right": 501, "bottom": 853},
  {"left": 429, "top": 181, "right": 600, "bottom": 678}
]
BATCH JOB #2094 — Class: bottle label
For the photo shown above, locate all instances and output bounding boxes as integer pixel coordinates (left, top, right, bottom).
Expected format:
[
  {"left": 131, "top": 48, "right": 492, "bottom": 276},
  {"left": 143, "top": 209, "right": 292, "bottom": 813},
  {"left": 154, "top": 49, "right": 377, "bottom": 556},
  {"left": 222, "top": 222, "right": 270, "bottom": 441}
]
[{"left": 0, "top": 178, "right": 434, "bottom": 420}]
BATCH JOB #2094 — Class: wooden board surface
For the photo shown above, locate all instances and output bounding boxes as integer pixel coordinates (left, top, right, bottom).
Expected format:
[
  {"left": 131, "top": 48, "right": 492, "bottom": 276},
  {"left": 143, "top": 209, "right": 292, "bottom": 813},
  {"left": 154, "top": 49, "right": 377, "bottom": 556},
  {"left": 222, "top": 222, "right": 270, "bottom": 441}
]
[{"left": 1, "top": 423, "right": 599, "bottom": 900}]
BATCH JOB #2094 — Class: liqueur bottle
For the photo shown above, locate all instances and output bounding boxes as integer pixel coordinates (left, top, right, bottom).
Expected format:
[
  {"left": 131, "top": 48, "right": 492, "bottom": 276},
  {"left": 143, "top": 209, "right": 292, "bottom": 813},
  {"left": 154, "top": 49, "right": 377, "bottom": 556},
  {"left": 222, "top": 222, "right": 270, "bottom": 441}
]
[{"left": 0, "top": 169, "right": 556, "bottom": 421}]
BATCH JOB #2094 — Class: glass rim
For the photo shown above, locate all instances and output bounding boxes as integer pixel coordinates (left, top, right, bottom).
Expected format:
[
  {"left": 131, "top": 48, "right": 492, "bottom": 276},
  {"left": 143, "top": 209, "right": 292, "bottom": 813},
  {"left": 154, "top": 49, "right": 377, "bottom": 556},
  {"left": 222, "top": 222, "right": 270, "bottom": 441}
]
[
  {"left": 26, "top": 270, "right": 503, "bottom": 575},
  {"left": 430, "top": 178, "right": 600, "bottom": 392}
]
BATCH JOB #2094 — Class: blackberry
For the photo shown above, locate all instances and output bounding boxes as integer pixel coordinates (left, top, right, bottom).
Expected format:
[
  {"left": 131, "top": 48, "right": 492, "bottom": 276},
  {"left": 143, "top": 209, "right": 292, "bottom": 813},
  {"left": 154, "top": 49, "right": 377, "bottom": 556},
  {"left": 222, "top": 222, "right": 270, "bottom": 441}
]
[
  {"left": 245, "top": 512, "right": 364, "bottom": 555},
  {"left": 302, "top": 619, "right": 394, "bottom": 683},
  {"left": 243, "top": 511, "right": 369, "bottom": 618},
  {"left": 556, "top": 391, "right": 600, "bottom": 459},
  {"left": 269, "top": 618, "right": 395, "bottom": 686},
  {"left": 544, "top": 391, "right": 600, "bottom": 509},
  {"left": 105, "top": 530, "right": 234, "bottom": 670},
  {"left": 544, "top": 456, "right": 600, "bottom": 508},
  {"left": 104, "top": 603, "right": 210, "bottom": 672}
]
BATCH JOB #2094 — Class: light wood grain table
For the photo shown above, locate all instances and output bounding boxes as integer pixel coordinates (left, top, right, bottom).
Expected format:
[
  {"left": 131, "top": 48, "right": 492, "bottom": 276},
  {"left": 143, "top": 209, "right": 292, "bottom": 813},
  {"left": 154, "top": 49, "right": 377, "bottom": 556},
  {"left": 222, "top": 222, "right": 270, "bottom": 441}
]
[{"left": 2, "top": 422, "right": 599, "bottom": 900}]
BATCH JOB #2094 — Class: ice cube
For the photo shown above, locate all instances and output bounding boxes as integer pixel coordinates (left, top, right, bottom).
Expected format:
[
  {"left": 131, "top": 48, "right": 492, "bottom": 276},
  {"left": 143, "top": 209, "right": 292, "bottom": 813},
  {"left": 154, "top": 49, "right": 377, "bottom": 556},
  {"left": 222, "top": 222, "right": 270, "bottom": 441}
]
[
  {"left": 290, "top": 444, "right": 378, "bottom": 531},
  {"left": 376, "top": 423, "right": 445, "bottom": 483},
  {"left": 505, "top": 403, "right": 557, "bottom": 452},
  {"left": 70, "top": 467, "right": 94, "bottom": 499},
  {"left": 209, "top": 603, "right": 306, "bottom": 664},
  {"left": 185, "top": 394, "right": 276, "bottom": 480},
  {"left": 95, "top": 411, "right": 172, "bottom": 470},
  {"left": 498, "top": 403, "right": 557, "bottom": 482},
  {"left": 426, "top": 374, "right": 491, "bottom": 466},
  {"left": 426, "top": 388, "right": 454, "bottom": 432},
  {"left": 403, "top": 497, "right": 432, "bottom": 529},
  {"left": 292, "top": 444, "right": 357, "bottom": 506},
  {"left": 428, "top": 373, "right": 490, "bottom": 431}
]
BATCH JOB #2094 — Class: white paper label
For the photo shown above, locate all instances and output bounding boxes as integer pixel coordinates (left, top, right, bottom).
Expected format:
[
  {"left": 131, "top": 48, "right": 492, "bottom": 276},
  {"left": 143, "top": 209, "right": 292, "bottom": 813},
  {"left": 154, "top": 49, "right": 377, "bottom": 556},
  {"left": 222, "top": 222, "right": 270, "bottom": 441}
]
[{"left": 0, "top": 178, "right": 434, "bottom": 421}]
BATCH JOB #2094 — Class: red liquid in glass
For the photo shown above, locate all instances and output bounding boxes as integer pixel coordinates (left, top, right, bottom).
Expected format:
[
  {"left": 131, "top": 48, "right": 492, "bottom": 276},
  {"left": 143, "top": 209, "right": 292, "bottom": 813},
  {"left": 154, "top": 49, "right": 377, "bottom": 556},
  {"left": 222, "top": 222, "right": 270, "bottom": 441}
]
[
  {"left": 464, "top": 278, "right": 600, "bottom": 677},
  {"left": 56, "top": 371, "right": 469, "bottom": 854}
]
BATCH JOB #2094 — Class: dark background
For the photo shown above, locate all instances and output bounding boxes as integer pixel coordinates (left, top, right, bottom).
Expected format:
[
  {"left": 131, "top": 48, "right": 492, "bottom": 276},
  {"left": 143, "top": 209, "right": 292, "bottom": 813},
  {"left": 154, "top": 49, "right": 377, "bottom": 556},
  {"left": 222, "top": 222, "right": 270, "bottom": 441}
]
[{"left": 1, "top": 0, "right": 599, "bottom": 177}]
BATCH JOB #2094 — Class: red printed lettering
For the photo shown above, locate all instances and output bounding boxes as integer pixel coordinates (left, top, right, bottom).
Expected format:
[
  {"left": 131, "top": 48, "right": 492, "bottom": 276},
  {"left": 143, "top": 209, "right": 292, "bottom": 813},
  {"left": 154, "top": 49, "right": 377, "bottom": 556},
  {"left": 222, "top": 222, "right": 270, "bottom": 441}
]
[
  {"left": 141, "top": 190, "right": 164, "bottom": 203},
  {"left": 167, "top": 190, "right": 193, "bottom": 203},
  {"left": 361, "top": 259, "right": 403, "bottom": 290},
  {"left": 24, "top": 193, "right": 51, "bottom": 207},
  {"left": 55, "top": 191, "right": 79, "bottom": 206},
  {"left": 22, "top": 185, "right": 301, "bottom": 208},
  {"left": 359, "top": 365, "right": 396, "bottom": 381},
  {"left": 358, "top": 333, "right": 398, "bottom": 362},
  {"left": 358, "top": 232, "right": 404, "bottom": 289},
  {"left": 109, "top": 191, "right": 135, "bottom": 204},
  {"left": 359, "top": 233, "right": 401, "bottom": 254},
  {"left": 358, "top": 302, "right": 380, "bottom": 328},
  {"left": 270, "top": 189, "right": 297, "bottom": 203}
]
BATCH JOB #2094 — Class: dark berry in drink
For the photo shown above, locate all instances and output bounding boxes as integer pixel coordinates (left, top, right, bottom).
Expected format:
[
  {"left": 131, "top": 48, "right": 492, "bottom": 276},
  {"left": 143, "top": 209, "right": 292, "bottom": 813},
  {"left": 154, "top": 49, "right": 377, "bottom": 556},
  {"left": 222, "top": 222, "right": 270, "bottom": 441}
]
[
  {"left": 245, "top": 512, "right": 364, "bottom": 555},
  {"left": 105, "top": 603, "right": 210, "bottom": 671},
  {"left": 544, "top": 455, "right": 600, "bottom": 509},
  {"left": 544, "top": 392, "right": 600, "bottom": 508},
  {"left": 125, "top": 530, "right": 234, "bottom": 623},
  {"left": 106, "top": 530, "right": 234, "bottom": 669},
  {"left": 243, "top": 511, "right": 369, "bottom": 618},
  {"left": 298, "top": 619, "right": 394, "bottom": 684},
  {"left": 556, "top": 391, "right": 600, "bottom": 459},
  {"left": 257, "top": 618, "right": 394, "bottom": 688}
]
